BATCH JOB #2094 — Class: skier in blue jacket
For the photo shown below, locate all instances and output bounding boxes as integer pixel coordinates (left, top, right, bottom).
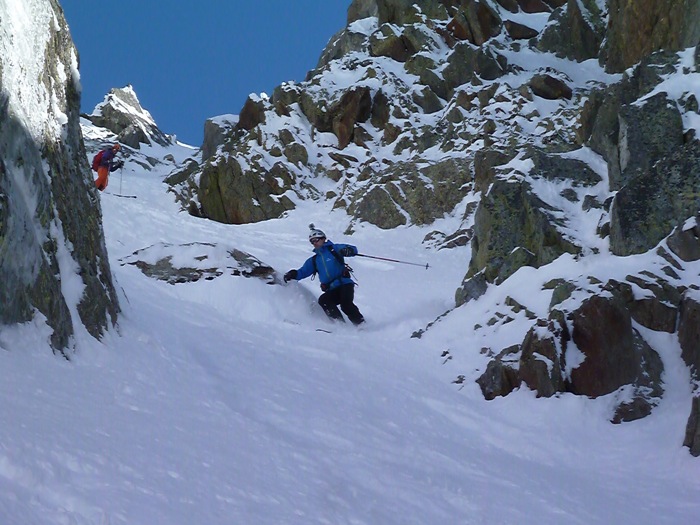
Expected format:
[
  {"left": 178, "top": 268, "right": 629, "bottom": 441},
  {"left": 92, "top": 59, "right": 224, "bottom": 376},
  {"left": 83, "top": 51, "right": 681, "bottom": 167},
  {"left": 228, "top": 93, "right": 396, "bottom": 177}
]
[{"left": 284, "top": 224, "right": 365, "bottom": 325}]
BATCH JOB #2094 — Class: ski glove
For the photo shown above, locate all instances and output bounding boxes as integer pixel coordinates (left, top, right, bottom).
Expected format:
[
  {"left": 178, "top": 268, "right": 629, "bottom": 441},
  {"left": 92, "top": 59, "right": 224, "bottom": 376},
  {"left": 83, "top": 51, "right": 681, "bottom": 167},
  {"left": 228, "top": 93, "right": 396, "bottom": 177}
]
[
  {"left": 339, "top": 247, "right": 355, "bottom": 257},
  {"left": 110, "top": 159, "right": 124, "bottom": 171},
  {"left": 284, "top": 269, "right": 297, "bottom": 283}
]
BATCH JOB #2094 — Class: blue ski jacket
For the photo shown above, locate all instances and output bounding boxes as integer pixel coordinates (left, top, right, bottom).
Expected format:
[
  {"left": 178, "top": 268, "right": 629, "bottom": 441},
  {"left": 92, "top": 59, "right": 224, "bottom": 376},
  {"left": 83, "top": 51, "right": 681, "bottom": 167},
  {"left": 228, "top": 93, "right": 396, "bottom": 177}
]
[{"left": 294, "top": 240, "right": 357, "bottom": 290}]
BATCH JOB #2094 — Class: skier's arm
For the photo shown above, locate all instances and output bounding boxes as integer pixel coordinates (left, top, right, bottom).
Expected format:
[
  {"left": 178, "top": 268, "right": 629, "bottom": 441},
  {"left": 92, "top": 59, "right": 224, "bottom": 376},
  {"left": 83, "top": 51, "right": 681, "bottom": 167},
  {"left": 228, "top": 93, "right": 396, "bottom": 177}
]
[
  {"left": 284, "top": 256, "right": 316, "bottom": 282},
  {"left": 295, "top": 257, "right": 317, "bottom": 280}
]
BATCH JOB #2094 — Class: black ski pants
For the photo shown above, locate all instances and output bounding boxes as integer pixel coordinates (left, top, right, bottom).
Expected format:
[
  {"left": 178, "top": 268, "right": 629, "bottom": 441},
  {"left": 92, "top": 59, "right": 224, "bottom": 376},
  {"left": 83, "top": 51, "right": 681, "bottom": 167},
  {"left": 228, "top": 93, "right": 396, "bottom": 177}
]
[{"left": 318, "top": 283, "right": 364, "bottom": 325}]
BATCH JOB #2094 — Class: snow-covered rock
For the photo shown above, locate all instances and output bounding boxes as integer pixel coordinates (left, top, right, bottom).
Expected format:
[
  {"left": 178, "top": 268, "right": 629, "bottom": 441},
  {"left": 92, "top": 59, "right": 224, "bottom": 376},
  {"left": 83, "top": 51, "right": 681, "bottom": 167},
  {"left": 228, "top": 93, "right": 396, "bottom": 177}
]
[
  {"left": 0, "top": 0, "right": 118, "bottom": 352},
  {"left": 85, "top": 85, "right": 173, "bottom": 148}
]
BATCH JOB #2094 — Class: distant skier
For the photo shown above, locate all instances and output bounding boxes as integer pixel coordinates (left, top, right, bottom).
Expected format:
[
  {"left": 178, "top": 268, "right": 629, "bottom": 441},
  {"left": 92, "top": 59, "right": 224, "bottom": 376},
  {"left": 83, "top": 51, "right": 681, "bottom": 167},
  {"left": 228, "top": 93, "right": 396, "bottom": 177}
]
[
  {"left": 93, "top": 143, "right": 124, "bottom": 191},
  {"left": 284, "top": 224, "right": 365, "bottom": 325}
]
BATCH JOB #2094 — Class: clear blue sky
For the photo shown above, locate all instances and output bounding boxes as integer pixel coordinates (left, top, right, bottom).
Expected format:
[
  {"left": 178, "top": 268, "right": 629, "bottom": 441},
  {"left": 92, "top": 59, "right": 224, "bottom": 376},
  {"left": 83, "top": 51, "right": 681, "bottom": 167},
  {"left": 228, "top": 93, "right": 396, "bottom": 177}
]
[{"left": 60, "top": 1, "right": 350, "bottom": 146}]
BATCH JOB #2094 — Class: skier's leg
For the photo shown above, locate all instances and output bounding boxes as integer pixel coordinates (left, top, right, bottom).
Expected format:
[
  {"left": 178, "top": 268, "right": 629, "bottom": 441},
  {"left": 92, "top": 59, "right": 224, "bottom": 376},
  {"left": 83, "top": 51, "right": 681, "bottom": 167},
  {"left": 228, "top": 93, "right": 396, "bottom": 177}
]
[
  {"left": 318, "top": 288, "right": 345, "bottom": 322},
  {"left": 95, "top": 166, "right": 109, "bottom": 191},
  {"left": 338, "top": 284, "right": 364, "bottom": 325}
]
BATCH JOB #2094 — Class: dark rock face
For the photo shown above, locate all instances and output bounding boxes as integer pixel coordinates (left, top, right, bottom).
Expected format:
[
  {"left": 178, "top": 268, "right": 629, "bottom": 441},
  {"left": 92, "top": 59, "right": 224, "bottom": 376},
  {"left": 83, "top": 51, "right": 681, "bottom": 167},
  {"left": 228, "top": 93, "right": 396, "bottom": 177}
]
[
  {"left": 202, "top": 116, "right": 237, "bottom": 162},
  {"left": 684, "top": 397, "right": 700, "bottom": 457},
  {"left": 467, "top": 175, "right": 579, "bottom": 284},
  {"left": 519, "top": 323, "right": 566, "bottom": 397},
  {"left": 476, "top": 345, "right": 521, "bottom": 400},
  {"left": 667, "top": 214, "right": 700, "bottom": 262},
  {"left": 505, "top": 20, "right": 539, "bottom": 40},
  {"left": 0, "top": 1, "right": 119, "bottom": 352},
  {"left": 198, "top": 156, "right": 295, "bottom": 224},
  {"left": 347, "top": 157, "right": 472, "bottom": 230},
  {"left": 570, "top": 295, "right": 664, "bottom": 422},
  {"left": 570, "top": 296, "right": 644, "bottom": 396},
  {"left": 616, "top": 92, "right": 684, "bottom": 189},
  {"left": 679, "top": 293, "right": 700, "bottom": 380},
  {"left": 529, "top": 74, "right": 572, "bottom": 100},
  {"left": 537, "top": 0, "right": 604, "bottom": 62},
  {"left": 332, "top": 87, "right": 372, "bottom": 149},
  {"left": 237, "top": 96, "right": 268, "bottom": 131},
  {"left": 496, "top": 294, "right": 665, "bottom": 422},
  {"left": 605, "top": 278, "right": 679, "bottom": 334},
  {"left": 610, "top": 141, "right": 700, "bottom": 256},
  {"left": 603, "top": 0, "right": 700, "bottom": 73}
]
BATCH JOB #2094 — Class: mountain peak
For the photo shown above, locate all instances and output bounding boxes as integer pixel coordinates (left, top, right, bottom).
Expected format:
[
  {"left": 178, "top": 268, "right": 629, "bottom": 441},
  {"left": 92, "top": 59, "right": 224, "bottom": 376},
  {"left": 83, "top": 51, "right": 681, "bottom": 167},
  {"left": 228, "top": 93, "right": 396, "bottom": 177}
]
[{"left": 86, "top": 85, "right": 173, "bottom": 148}]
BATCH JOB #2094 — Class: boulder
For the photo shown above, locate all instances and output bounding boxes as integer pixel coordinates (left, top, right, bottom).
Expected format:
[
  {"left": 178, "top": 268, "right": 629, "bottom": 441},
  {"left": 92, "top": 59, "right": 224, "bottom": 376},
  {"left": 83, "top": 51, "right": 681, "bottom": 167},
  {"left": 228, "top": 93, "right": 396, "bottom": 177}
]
[
  {"left": 449, "top": 0, "right": 502, "bottom": 46},
  {"left": 517, "top": 0, "right": 552, "bottom": 13},
  {"left": 349, "top": 0, "right": 446, "bottom": 25},
  {"left": 300, "top": 91, "right": 333, "bottom": 132},
  {"left": 473, "top": 148, "right": 513, "bottom": 193},
  {"left": 371, "top": 89, "right": 392, "bottom": 129},
  {"left": 455, "top": 271, "right": 488, "bottom": 306},
  {"left": 198, "top": 157, "right": 295, "bottom": 224},
  {"left": 120, "top": 242, "right": 278, "bottom": 285},
  {"left": 315, "top": 29, "right": 369, "bottom": 70},
  {"left": 443, "top": 42, "right": 509, "bottom": 94},
  {"left": 584, "top": 50, "right": 681, "bottom": 187},
  {"left": 569, "top": 295, "right": 664, "bottom": 421},
  {"left": 505, "top": 20, "right": 539, "bottom": 40},
  {"left": 519, "top": 321, "right": 567, "bottom": 397},
  {"left": 476, "top": 345, "right": 521, "bottom": 400},
  {"left": 386, "top": 0, "right": 448, "bottom": 23},
  {"left": 406, "top": 55, "right": 449, "bottom": 99},
  {"left": 529, "top": 74, "right": 573, "bottom": 100},
  {"left": 527, "top": 148, "right": 602, "bottom": 186},
  {"left": 494, "top": 0, "right": 519, "bottom": 12}
]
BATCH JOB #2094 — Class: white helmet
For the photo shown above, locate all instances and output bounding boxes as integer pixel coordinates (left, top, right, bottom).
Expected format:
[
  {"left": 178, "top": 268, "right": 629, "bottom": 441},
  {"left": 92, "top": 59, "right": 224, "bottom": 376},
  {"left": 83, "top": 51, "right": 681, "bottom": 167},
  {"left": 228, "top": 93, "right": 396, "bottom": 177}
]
[{"left": 308, "top": 223, "right": 326, "bottom": 241}]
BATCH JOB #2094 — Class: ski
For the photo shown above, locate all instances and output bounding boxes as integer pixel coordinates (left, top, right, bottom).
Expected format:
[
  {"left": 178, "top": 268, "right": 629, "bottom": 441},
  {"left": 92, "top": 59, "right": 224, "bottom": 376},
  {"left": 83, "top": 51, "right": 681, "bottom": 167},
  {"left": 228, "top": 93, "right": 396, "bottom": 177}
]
[
  {"left": 109, "top": 193, "right": 137, "bottom": 199},
  {"left": 316, "top": 328, "right": 332, "bottom": 333}
]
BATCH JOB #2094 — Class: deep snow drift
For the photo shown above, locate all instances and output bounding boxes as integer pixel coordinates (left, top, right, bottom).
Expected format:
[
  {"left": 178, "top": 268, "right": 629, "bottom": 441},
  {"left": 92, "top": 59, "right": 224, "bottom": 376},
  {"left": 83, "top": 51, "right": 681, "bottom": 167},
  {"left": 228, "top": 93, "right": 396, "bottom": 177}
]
[{"left": 0, "top": 129, "right": 699, "bottom": 524}]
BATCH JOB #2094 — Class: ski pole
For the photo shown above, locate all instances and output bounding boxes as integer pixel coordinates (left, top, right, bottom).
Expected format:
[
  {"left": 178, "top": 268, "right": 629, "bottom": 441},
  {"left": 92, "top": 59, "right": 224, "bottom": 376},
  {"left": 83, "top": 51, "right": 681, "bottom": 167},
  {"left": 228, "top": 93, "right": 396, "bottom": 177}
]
[{"left": 357, "top": 253, "right": 429, "bottom": 269}]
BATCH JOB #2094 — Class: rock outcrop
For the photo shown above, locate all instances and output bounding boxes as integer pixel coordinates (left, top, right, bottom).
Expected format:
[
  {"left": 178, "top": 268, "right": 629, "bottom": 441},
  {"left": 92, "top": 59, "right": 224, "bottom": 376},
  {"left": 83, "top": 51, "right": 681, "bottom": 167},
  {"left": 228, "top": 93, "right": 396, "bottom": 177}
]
[
  {"left": 85, "top": 85, "right": 174, "bottom": 148},
  {"left": 0, "top": 0, "right": 119, "bottom": 353},
  {"left": 603, "top": 0, "right": 700, "bottom": 72},
  {"left": 159, "top": 0, "right": 700, "bottom": 452}
]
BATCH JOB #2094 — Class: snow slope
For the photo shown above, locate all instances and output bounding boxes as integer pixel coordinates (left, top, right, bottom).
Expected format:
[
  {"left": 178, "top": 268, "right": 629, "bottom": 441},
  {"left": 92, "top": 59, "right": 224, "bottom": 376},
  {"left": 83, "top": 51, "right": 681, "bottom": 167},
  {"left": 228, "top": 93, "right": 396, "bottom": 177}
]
[{"left": 1, "top": 134, "right": 699, "bottom": 525}]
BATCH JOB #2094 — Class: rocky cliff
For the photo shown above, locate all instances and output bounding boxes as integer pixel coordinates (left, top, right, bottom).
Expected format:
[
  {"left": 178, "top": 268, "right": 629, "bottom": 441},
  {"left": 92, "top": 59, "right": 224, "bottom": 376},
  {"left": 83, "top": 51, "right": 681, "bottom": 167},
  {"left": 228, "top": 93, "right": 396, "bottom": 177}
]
[
  {"left": 164, "top": 0, "right": 700, "bottom": 454},
  {"left": 0, "top": 0, "right": 119, "bottom": 353}
]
